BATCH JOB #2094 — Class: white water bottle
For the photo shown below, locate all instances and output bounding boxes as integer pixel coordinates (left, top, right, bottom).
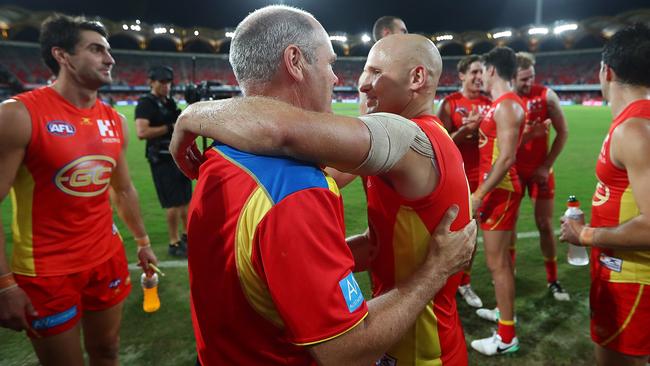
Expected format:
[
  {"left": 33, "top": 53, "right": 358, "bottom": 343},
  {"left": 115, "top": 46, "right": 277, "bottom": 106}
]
[{"left": 564, "top": 195, "right": 589, "bottom": 266}]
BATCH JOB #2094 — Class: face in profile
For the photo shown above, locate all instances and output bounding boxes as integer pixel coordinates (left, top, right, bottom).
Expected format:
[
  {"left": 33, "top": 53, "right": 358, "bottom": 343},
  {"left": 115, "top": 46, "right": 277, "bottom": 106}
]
[
  {"left": 300, "top": 23, "right": 339, "bottom": 113},
  {"left": 64, "top": 30, "right": 115, "bottom": 88},
  {"left": 358, "top": 42, "right": 412, "bottom": 114}
]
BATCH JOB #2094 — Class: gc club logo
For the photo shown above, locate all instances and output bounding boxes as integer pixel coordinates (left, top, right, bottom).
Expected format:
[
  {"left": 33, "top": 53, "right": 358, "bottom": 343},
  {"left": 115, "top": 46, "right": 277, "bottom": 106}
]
[
  {"left": 592, "top": 181, "right": 610, "bottom": 207},
  {"left": 46, "top": 120, "right": 76, "bottom": 137},
  {"left": 54, "top": 155, "right": 116, "bottom": 197}
]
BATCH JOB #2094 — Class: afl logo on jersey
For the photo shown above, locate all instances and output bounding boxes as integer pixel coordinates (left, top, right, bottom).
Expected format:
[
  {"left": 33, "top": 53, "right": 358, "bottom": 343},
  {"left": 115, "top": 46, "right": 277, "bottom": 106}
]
[
  {"left": 47, "top": 120, "right": 76, "bottom": 137},
  {"left": 54, "top": 155, "right": 116, "bottom": 197}
]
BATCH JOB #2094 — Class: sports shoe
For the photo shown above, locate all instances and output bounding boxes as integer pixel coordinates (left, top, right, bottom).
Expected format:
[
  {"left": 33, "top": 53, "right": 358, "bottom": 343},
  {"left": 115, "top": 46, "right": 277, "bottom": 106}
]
[
  {"left": 471, "top": 332, "right": 519, "bottom": 356},
  {"left": 168, "top": 241, "right": 187, "bottom": 258},
  {"left": 476, "top": 307, "right": 499, "bottom": 322},
  {"left": 476, "top": 308, "right": 517, "bottom": 323},
  {"left": 458, "top": 284, "right": 483, "bottom": 308},
  {"left": 548, "top": 281, "right": 570, "bottom": 301}
]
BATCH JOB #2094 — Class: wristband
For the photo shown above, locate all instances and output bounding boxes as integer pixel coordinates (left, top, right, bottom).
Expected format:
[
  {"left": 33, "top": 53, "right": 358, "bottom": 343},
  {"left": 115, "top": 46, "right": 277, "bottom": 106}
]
[
  {"left": 135, "top": 235, "right": 151, "bottom": 247},
  {"left": 0, "top": 272, "right": 17, "bottom": 290},
  {"left": 579, "top": 227, "right": 595, "bottom": 247}
]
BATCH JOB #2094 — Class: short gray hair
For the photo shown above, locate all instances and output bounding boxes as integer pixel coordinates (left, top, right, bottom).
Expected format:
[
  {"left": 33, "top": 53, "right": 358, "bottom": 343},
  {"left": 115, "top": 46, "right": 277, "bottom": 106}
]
[{"left": 229, "top": 5, "right": 320, "bottom": 87}]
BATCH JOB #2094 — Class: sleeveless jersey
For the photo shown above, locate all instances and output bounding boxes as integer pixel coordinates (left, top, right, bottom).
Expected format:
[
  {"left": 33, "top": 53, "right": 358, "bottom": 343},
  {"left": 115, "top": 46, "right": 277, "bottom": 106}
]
[
  {"left": 442, "top": 92, "right": 492, "bottom": 187},
  {"left": 478, "top": 92, "right": 526, "bottom": 193},
  {"left": 11, "top": 87, "right": 124, "bottom": 277},
  {"left": 365, "top": 115, "right": 471, "bottom": 365},
  {"left": 517, "top": 85, "right": 550, "bottom": 174},
  {"left": 591, "top": 99, "right": 650, "bottom": 285}
]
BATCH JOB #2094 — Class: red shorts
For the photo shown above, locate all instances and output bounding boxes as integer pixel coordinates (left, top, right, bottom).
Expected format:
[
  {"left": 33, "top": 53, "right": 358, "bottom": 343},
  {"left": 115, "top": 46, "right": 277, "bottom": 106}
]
[
  {"left": 14, "top": 245, "right": 132, "bottom": 338},
  {"left": 518, "top": 168, "right": 555, "bottom": 200},
  {"left": 590, "top": 279, "right": 650, "bottom": 356},
  {"left": 478, "top": 189, "right": 523, "bottom": 231}
]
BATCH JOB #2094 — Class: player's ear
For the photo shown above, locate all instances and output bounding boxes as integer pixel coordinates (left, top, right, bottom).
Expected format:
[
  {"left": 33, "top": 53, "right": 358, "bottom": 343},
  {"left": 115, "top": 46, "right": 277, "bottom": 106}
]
[
  {"left": 410, "top": 65, "right": 427, "bottom": 90},
  {"left": 283, "top": 45, "right": 304, "bottom": 82},
  {"left": 51, "top": 47, "right": 69, "bottom": 70},
  {"left": 603, "top": 64, "right": 614, "bottom": 82}
]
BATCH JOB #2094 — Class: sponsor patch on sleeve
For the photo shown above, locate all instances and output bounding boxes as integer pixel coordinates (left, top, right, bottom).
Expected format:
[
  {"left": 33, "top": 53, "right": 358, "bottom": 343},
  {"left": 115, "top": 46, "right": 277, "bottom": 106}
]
[{"left": 339, "top": 272, "right": 364, "bottom": 313}]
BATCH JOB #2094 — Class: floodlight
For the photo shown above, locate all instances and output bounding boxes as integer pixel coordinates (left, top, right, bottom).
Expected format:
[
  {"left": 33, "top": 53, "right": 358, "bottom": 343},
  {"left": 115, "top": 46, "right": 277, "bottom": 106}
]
[
  {"left": 225, "top": 31, "right": 235, "bottom": 38},
  {"left": 435, "top": 34, "right": 454, "bottom": 41},
  {"left": 329, "top": 35, "right": 347, "bottom": 43},
  {"left": 528, "top": 27, "right": 549, "bottom": 35},
  {"left": 361, "top": 34, "right": 371, "bottom": 43},
  {"left": 194, "top": 30, "right": 200, "bottom": 36},
  {"left": 122, "top": 24, "right": 128, "bottom": 30},
  {"left": 553, "top": 23, "right": 578, "bottom": 34},
  {"left": 169, "top": 28, "right": 175, "bottom": 34},
  {"left": 492, "top": 31, "right": 512, "bottom": 39}
]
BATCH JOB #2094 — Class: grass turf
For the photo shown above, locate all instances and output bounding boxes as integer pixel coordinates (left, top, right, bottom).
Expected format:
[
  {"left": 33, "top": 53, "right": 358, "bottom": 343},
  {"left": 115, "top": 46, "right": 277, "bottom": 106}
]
[{"left": 0, "top": 103, "right": 612, "bottom": 365}]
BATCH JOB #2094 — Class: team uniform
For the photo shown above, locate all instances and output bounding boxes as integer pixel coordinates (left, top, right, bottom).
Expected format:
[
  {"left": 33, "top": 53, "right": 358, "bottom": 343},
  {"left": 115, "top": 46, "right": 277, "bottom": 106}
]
[
  {"left": 516, "top": 85, "right": 555, "bottom": 200},
  {"left": 367, "top": 115, "right": 471, "bottom": 365},
  {"left": 10, "top": 87, "right": 131, "bottom": 337},
  {"left": 589, "top": 99, "right": 650, "bottom": 356},
  {"left": 442, "top": 92, "right": 492, "bottom": 192},
  {"left": 477, "top": 92, "right": 526, "bottom": 231},
  {"left": 187, "top": 143, "right": 368, "bottom": 365}
]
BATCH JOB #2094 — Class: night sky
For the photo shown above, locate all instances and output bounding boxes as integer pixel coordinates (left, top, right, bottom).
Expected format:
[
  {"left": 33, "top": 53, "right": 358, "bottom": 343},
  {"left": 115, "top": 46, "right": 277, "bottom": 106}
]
[{"left": 3, "top": 0, "right": 649, "bottom": 35}]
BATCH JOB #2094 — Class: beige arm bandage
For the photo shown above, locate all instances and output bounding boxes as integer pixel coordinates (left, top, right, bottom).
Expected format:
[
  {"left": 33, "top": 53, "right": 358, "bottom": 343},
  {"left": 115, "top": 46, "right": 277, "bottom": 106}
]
[{"left": 355, "top": 113, "right": 434, "bottom": 174}]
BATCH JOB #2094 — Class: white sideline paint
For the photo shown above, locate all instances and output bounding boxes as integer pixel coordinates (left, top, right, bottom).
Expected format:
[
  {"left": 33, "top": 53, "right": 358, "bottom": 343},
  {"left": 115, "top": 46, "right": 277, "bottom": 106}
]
[{"left": 128, "top": 229, "right": 562, "bottom": 271}]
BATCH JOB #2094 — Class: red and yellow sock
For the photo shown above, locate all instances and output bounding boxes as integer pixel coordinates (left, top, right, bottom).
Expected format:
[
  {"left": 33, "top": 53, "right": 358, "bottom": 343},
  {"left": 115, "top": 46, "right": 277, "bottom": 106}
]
[
  {"left": 498, "top": 319, "right": 516, "bottom": 344},
  {"left": 544, "top": 256, "right": 558, "bottom": 283}
]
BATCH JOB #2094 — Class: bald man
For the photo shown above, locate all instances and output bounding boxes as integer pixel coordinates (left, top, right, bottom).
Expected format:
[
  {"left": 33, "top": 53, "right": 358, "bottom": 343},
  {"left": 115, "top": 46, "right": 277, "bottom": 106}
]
[{"left": 172, "top": 33, "right": 474, "bottom": 365}]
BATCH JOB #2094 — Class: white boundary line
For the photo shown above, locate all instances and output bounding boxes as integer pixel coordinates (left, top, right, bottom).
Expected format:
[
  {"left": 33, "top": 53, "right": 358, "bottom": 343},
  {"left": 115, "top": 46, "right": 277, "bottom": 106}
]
[{"left": 128, "top": 229, "right": 561, "bottom": 271}]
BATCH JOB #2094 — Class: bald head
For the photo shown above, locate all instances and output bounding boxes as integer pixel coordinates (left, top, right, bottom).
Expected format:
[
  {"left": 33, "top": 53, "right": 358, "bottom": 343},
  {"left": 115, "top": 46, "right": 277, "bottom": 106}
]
[
  {"left": 373, "top": 34, "right": 442, "bottom": 89},
  {"left": 360, "top": 34, "right": 442, "bottom": 115}
]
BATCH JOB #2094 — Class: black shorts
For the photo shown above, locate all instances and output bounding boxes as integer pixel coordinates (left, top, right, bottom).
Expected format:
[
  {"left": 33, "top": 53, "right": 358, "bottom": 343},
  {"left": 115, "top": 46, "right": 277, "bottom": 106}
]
[{"left": 150, "top": 157, "right": 192, "bottom": 208}]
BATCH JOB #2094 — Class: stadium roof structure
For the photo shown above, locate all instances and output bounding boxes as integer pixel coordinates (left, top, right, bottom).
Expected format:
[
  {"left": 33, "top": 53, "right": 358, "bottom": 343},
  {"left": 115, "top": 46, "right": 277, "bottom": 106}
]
[{"left": 1, "top": 5, "right": 649, "bottom": 55}]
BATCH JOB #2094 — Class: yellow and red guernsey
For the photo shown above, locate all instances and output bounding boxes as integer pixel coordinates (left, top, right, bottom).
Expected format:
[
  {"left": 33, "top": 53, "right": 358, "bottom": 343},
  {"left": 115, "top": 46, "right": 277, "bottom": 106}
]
[
  {"left": 478, "top": 92, "right": 526, "bottom": 193},
  {"left": 517, "top": 84, "right": 551, "bottom": 175},
  {"left": 187, "top": 143, "right": 368, "bottom": 366},
  {"left": 443, "top": 91, "right": 492, "bottom": 192},
  {"left": 365, "top": 115, "right": 471, "bottom": 365},
  {"left": 591, "top": 100, "right": 650, "bottom": 285},
  {"left": 11, "top": 87, "right": 124, "bottom": 277}
]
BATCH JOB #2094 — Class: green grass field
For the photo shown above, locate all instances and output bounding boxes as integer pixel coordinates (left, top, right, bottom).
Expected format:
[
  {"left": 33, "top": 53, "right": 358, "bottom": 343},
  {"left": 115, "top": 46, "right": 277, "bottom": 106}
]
[{"left": 0, "top": 103, "right": 612, "bottom": 365}]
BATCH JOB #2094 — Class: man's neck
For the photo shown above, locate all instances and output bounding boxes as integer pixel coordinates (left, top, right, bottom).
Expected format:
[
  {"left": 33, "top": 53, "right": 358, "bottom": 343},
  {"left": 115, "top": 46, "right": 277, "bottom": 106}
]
[
  {"left": 461, "top": 87, "right": 480, "bottom": 100},
  {"left": 608, "top": 83, "right": 650, "bottom": 119},
  {"left": 489, "top": 79, "right": 513, "bottom": 101},
  {"left": 50, "top": 74, "right": 98, "bottom": 109}
]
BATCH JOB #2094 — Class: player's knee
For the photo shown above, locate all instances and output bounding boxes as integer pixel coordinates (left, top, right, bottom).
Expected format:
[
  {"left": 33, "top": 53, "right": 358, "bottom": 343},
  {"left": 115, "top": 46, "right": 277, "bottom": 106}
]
[
  {"left": 535, "top": 217, "right": 553, "bottom": 233},
  {"left": 86, "top": 338, "right": 120, "bottom": 361}
]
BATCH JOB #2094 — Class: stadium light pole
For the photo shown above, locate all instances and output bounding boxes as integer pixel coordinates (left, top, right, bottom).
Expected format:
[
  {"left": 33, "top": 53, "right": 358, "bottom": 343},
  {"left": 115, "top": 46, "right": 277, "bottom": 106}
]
[{"left": 535, "top": 0, "right": 543, "bottom": 24}]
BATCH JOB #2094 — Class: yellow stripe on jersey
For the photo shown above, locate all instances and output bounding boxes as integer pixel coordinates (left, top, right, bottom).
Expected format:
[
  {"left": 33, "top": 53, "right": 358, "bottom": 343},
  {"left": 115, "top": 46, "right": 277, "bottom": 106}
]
[
  {"left": 393, "top": 207, "right": 430, "bottom": 282},
  {"left": 609, "top": 186, "right": 650, "bottom": 284},
  {"left": 386, "top": 303, "right": 443, "bottom": 366},
  {"left": 324, "top": 174, "right": 340, "bottom": 197},
  {"left": 490, "top": 138, "right": 515, "bottom": 192},
  {"left": 235, "top": 187, "right": 284, "bottom": 328},
  {"left": 618, "top": 186, "right": 640, "bottom": 224},
  {"left": 10, "top": 165, "right": 36, "bottom": 276},
  {"left": 390, "top": 207, "right": 443, "bottom": 364}
]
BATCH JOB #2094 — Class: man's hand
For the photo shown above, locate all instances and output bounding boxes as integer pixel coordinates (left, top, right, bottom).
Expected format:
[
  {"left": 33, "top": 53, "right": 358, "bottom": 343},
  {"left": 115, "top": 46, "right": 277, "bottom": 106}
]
[
  {"left": 170, "top": 122, "right": 204, "bottom": 179},
  {"left": 560, "top": 218, "right": 584, "bottom": 245},
  {"left": 137, "top": 246, "right": 159, "bottom": 276},
  {"left": 460, "top": 106, "right": 481, "bottom": 140},
  {"left": 470, "top": 191, "right": 483, "bottom": 218},
  {"left": 531, "top": 164, "right": 551, "bottom": 185},
  {"left": 0, "top": 286, "right": 37, "bottom": 333},
  {"left": 426, "top": 206, "right": 477, "bottom": 278}
]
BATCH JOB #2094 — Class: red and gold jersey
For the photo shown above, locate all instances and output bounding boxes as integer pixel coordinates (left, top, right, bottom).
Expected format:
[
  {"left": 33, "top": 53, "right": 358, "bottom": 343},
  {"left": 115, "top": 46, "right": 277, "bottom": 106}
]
[
  {"left": 10, "top": 87, "right": 124, "bottom": 277},
  {"left": 188, "top": 143, "right": 368, "bottom": 366},
  {"left": 442, "top": 92, "right": 492, "bottom": 190},
  {"left": 478, "top": 92, "right": 526, "bottom": 193},
  {"left": 591, "top": 99, "right": 650, "bottom": 285},
  {"left": 366, "top": 115, "right": 470, "bottom": 365},
  {"left": 517, "top": 85, "right": 550, "bottom": 174}
]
